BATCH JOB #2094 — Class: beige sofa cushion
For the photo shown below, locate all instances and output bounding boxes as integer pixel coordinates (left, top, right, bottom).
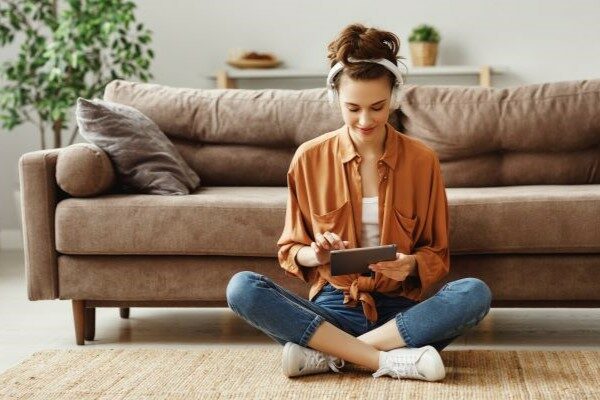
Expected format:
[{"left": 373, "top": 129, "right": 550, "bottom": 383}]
[
  {"left": 56, "top": 186, "right": 287, "bottom": 256},
  {"left": 102, "top": 79, "right": 600, "bottom": 187},
  {"left": 56, "top": 143, "right": 116, "bottom": 197},
  {"left": 102, "top": 79, "right": 402, "bottom": 146},
  {"left": 398, "top": 79, "right": 600, "bottom": 162},
  {"left": 54, "top": 185, "right": 600, "bottom": 256},
  {"left": 397, "top": 80, "right": 600, "bottom": 187}
]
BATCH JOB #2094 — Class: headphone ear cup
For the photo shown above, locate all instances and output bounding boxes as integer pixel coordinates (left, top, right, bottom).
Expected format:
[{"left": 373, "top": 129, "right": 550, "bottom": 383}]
[
  {"left": 329, "top": 87, "right": 338, "bottom": 106},
  {"left": 391, "top": 85, "right": 401, "bottom": 110}
]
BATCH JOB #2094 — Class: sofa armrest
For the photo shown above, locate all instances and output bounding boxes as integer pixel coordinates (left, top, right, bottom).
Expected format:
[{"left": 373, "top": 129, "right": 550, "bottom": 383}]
[{"left": 18, "top": 149, "right": 63, "bottom": 300}]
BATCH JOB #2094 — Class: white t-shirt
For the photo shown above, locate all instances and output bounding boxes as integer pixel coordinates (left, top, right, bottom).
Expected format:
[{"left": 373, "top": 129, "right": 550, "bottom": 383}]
[{"left": 361, "top": 196, "right": 380, "bottom": 247}]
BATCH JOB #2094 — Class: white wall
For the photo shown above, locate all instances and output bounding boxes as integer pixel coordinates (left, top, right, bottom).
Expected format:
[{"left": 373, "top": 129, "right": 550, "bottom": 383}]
[{"left": 1, "top": 0, "right": 599, "bottom": 248}]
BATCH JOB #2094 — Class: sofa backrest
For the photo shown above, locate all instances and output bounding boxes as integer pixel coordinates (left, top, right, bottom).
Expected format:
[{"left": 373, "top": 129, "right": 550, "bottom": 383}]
[{"left": 103, "top": 79, "right": 600, "bottom": 187}]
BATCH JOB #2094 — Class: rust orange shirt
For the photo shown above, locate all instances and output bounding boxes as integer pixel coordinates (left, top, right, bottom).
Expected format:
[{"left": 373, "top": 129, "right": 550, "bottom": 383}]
[{"left": 277, "top": 121, "right": 450, "bottom": 323}]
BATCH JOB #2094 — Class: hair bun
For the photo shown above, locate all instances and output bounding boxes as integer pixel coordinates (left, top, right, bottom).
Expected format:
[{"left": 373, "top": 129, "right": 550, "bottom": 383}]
[
  {"left": 326, "top": 23, "right": 407, "bottom": 91},
  {"left": 327, "top": 23, "right": 402, "bottom": 67}
]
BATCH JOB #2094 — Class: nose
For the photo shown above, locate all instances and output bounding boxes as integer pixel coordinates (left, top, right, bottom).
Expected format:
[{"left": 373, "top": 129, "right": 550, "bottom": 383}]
[{"left": 358, "top": 112, "right": 374, "bottom": 126}]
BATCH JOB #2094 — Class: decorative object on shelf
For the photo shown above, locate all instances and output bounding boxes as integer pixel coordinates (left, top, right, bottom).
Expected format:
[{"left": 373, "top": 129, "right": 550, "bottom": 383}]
[
  {"left": 226, "top": 48, "right": 282, "bottom": 69},
  {"left": 408, "top": 24, "right": 441, "bottom": 67}
]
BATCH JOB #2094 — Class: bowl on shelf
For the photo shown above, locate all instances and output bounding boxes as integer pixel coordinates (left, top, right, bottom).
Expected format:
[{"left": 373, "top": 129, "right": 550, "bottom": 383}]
[{"left": 226, "top": 51, "right": 282, "bottom": 69}]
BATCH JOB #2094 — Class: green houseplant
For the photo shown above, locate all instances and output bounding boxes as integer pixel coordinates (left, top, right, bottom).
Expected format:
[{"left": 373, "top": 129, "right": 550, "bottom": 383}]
[
  {"left": 0, "top": 0, "right": 155, "bottom": 150},
  {"left": 408, "top": 24, "right": 441, "bottom": 66}
]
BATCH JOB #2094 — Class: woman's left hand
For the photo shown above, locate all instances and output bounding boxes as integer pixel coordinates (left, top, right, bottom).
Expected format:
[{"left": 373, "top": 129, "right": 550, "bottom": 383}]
[{"left": 368, "top": 252, "right": 417, "bottom": 281}]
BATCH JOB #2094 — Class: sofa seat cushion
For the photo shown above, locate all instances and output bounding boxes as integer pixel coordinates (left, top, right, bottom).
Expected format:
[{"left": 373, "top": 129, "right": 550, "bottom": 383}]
[
  {"left": 56, "top": 186, "right": 286, "bottom": 256},
  {"left": 54, "top": 185, "right": 600, "bottom": 256},
  {"left": 448, "top": 185, "right": 599, "bottom": 254}
]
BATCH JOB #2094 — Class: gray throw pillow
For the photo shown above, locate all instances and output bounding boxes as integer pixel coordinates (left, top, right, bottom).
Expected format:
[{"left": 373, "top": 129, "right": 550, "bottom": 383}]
[{"left": 75, "top": 97, "right": 201, "bottom": 195}]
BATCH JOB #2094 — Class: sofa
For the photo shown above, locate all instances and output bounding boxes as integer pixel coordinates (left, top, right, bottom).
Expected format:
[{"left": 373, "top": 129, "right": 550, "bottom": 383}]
[{"left": 18, "top": 78, "right": 600, "bottom": 345}]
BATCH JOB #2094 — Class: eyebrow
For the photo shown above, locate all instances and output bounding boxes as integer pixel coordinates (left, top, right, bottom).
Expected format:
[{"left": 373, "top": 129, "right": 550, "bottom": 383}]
[{"left": 344, "top": 99, "right": 387, "bottom": 106}]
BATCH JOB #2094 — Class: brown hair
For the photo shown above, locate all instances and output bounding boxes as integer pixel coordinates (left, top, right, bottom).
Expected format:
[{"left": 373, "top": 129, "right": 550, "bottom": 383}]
[{"left": 326, "top": 23, "right": 406, "bottom": 91}]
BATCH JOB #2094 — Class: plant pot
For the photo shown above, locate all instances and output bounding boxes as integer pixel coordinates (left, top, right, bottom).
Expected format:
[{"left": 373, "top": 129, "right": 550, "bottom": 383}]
[{"left": 409, "top": 42, "right": 439, "bottom": 66}]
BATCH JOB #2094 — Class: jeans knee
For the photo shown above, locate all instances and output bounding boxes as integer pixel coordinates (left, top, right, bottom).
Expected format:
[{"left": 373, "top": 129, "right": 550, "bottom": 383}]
[
  {"left": 469, "top": 278, "right": 492, "bottom": 315},
  {"left": 455, "top": 278, "right": 492, "bottom": 316},
  {"left": 226, "top": 270, "right": 261, "bottom": 309}
]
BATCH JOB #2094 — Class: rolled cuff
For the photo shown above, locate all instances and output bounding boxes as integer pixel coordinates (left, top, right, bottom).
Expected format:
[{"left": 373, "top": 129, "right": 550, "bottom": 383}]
[
  {"left": 282, "top": 243, "right": 311, "bottom": 282},
  {"left": 404, "top": 249, "right": 449, "bottom": 301}
]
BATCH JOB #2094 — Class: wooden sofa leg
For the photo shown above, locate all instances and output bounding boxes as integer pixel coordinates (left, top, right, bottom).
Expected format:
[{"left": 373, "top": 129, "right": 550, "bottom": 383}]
[
  {"left": 85, "top": 307, "right": 96, "bottom": 341},
  {"left": 120, "top": 307, "right": 130, "bottom": 319},
  {"left": 72, "top": 300, "right": 85, "bottom": 345}
]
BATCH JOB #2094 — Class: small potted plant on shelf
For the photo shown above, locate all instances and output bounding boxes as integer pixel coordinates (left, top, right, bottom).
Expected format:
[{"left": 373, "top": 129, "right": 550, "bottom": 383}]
[{"left": 408, "top": 24, "right": 441, "bottom": 66}]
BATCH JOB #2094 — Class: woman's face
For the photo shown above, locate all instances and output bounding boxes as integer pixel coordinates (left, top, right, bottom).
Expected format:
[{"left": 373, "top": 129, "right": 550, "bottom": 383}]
[{"left": 337, "top": 74, "right": 392, "bottom": 141}]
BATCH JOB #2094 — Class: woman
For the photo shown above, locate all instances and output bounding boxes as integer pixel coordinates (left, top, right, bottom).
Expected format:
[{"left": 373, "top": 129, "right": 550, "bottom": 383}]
[{"left": 226, "top": 23, "right": 492, "bottom": 381}]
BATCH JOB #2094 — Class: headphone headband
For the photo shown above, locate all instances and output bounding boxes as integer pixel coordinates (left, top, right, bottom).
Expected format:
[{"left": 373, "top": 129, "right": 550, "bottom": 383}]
[{"left": 326, "top": 57, "right": 405, "bottom": 90}]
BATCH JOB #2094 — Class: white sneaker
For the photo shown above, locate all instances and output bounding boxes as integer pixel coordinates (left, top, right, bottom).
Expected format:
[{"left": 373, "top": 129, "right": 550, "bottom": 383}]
[
  {"left": 373, "top": 345, "right": 446, "bottom": 381},
  {"left": 282, "top": 342, "right": 345, "bottom": 377}
]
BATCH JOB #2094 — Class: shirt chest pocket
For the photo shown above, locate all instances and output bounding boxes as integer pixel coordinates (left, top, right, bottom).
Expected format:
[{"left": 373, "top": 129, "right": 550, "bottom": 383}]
[
  {"left": 311, "top": 200, "right": 351, "bottom": 238},
  {"left": 392, "top": 207, "right": 418, "bottom": 253}
]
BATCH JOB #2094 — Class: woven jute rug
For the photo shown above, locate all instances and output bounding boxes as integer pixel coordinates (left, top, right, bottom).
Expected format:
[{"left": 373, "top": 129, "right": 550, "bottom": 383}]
[{"left": 0, "top": 347, "right": 598, "bottom": 399}]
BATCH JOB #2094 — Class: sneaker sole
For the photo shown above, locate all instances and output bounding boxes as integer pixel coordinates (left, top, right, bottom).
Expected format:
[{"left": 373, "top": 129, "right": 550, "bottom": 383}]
[
  {"left": 282, "top": 342, "right": 298, "bottom": 378},
  {"left": 420, "top": 345, "right": 446, "bottom": 381}
]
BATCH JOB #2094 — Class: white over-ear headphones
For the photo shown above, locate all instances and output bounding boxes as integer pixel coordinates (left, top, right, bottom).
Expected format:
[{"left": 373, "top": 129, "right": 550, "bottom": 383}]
[{"left": 326, "top": 57, "right": 405, "bottom": 110}]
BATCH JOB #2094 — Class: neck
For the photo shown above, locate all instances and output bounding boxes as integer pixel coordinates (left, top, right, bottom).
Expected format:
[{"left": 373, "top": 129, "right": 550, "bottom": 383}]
[{"left": 348, "top": 123, "right": 387, "bottom": 160}]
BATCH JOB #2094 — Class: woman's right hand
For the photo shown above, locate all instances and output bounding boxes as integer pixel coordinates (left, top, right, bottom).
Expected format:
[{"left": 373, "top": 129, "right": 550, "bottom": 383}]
[{"left": 311, "top": 231, "right": 350, "bottom": 265}]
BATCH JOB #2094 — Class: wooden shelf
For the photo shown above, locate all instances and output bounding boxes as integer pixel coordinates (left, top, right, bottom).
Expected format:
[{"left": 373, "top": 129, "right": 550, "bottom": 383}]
[{"left": 208, "top": 65, "right": 508, "bottom": 88}]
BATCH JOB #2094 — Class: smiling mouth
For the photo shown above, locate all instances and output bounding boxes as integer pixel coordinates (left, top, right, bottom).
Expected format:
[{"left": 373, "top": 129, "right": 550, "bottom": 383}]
[{"left": 357, "top": 126, "right": 375, "bottom": 132}]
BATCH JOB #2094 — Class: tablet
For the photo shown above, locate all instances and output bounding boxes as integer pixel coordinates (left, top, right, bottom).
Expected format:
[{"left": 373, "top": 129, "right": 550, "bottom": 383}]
[{"left": 329, "top": 244, "right": 397, "bottom": 277}]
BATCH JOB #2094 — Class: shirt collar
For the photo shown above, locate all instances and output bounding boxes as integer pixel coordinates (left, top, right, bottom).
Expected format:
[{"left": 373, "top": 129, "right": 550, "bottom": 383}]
[{"left": 338, "top": 121, "right": 398, "bottom": 170}]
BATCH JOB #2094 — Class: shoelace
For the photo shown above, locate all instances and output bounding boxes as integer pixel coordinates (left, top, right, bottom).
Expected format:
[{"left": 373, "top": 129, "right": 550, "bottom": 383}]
[
  {"left": 303, "top": 349, "right": 345, "bottom": 374},
  {"left": 372, "top": 351, "right": 424, "bottom": 379}
]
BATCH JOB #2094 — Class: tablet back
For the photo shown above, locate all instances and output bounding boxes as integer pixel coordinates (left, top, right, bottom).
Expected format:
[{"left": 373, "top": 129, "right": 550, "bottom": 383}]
[{"left": 330, "top": 244, "right": 397, "bottom": 276}]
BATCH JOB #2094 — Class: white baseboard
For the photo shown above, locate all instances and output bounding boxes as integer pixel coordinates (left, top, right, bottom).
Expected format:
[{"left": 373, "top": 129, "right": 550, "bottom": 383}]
[{"left": 0, "top": 229, "right": 24, "bottom": 250}]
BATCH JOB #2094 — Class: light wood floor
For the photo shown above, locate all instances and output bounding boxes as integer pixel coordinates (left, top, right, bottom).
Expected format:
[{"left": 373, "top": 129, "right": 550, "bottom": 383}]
[{"left": 1, "top": 250, "right": 599, "bottom": 373}]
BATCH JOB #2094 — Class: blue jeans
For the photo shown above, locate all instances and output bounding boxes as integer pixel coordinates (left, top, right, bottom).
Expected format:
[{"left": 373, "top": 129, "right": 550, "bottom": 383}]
[{"left": 226, "top": 271, "right": 492, "bottom": 352}]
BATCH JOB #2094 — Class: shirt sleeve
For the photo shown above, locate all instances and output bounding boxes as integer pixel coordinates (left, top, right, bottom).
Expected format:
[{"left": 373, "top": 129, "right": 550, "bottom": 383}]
[
  {"left": 404, "top": 153, "right": 450, "bottom": 300},
  {"left": 276, "top": 161, "right": 318, "bottom": 284}
]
